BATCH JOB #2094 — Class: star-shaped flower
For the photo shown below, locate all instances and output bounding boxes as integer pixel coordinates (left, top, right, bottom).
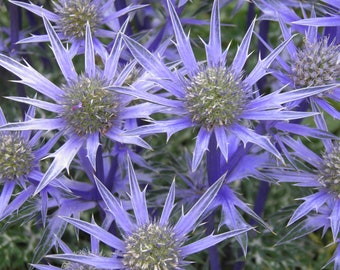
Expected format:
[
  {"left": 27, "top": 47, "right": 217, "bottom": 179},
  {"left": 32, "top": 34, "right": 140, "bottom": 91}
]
[
  {"left": 32, "top": 156, "right": 251, "bottom": 269},
  {"left": 120, "top": 0, "right": 330, "bottom": 171},
  {"left": 0, "top": 18, "right": 161, "bottom": 194}
]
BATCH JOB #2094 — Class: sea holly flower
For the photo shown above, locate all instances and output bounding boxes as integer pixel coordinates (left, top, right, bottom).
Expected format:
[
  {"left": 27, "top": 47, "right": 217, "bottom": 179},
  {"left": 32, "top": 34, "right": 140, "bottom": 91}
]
[
  {"left": 265, "top": 136, "right": 340, "bottom": 242},
  {"left": 267, "top": 16, "right": 340, "bottom": 122},
  {"left": 0, "top": 105, "right": 65, "bottom": 220},
  {"left": 292, "top": 37, "right": 340, "bottom": 88},
  {"left": 10, "top": 0, "right": 146, "bottom": 57},
  {"left": 121, "top": 0, "right": 331, "bottom": 171},
  {"left": 0, "top": 18, "right": 160, "bottom": 194},
  {"left": 34, "top": 157, "right": 251, "bottom": 269}
]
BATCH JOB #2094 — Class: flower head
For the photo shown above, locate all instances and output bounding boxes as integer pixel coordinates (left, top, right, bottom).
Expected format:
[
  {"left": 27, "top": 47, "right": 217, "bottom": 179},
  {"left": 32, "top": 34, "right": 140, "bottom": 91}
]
[
  {"left": 267, "top": 136, "right": 340, "bottom": 241},
  {"left": 0, "top": 19, "right": 159, "bottom": 194},
  {"left": 317, "top": 142, "right": 340, "bottom": 196},
  {"left": 122, "top": 0, "right": 328, "bottom": 171},
  {"left": 0, "top": 131, "right": 34, "bottom": 182},
  {"left": 10, "top": 0, "right": 145, "bottom": 57},
  {"left": 292, "top": 37, "right": 340, "bottom": 88},
  {"left": 264, "top": 14, "right": 340, "bottom": 124},
  {"left": 60, "top": 74, "right": 120, "bottom": 136},
  {"left": 37, "top": 156, "right": 250, "bottom": 269},
  {"left": 185, "top": 66, "right": 249, "bottom": 130},
  {"left": 53, "top": 0, "right": 103, "bottom": 40}
]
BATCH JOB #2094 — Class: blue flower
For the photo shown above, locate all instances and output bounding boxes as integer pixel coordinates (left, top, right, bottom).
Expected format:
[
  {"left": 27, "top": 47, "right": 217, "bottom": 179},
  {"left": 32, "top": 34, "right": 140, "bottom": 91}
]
[
  {"left": 121, "top": 0, "right": 330, "bottom": 171},
  {"left": 266, "top": 14, "right": 340, "bottom": 125},
  {"left": 10, "top": 0, "right": 145, "bottom": 58},
  {"left": 33, "top": 156, "right": 251, "bottom": 269},
  {"left": 268, "top": 136, "right": 340, "bottom": 242},
  {"left": 0, "top": 19, "right": 160, "bottom": 194},
  {"left": 0, "top": 105, "right": 64, "bottom": 221}
]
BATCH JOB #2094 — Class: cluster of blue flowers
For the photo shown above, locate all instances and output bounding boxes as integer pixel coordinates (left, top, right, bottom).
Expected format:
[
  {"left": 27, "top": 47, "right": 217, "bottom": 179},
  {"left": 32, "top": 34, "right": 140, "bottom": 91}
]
[{"left": 0, "top": 0, "right": 340, "bottom": 269}]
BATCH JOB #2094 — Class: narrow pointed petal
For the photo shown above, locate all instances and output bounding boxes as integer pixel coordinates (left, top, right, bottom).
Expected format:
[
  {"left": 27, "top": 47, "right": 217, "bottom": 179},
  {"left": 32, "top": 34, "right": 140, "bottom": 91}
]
[
  {"left": 9, "top": 1, "right": 58, "bottom": 21},
  {"left": 281, "top": 136, "right": 323, "bottom": 168},
  {"left": 181, "top": 227, "right": 252, "bottom": 256},
  {"left": 113, "top": 86, "right": 182, "bottom": 108},
  {"left": 278, "top": 84, "right": 338, "bottom": 104},
  {"left": 174, "top": 176, "right": 224, "bottom": 238},
  {"left": 34, "top": 136, "right": 84, "bottom": 195},
  {"left": 0, "top": 107, "right": 6, "bottom": 125},
  {"left": 104, "top": 34, "right": 123, "bottom": 79},
  {"left": 120, "top": 103, "right": 165, "bottom": 119},
  {"left": 0, "top": 118, "right": 65, "bottom": 131},
  {"left": 244, "top": 35, "right": 295, "bottom": 86},
  {"left": 241, "top": 110, "right": 318, "bottom": 121},
  {"left": 16, "top": 34, "right": 51, "bottom": 44},
  {"left": 105, "top": 128, "right": 152, "bottom": 149},
  {"left": 86, "top": 132, "right": 100, "bottom": 170},
  {"left": 316, "top": 98, "right": 340, "bottom": 120},
  {"left": 214, "top": 126, "right": 229, "bottom": 162},
  {"left": 94, "top": 176, "right": 135, "bottom": 235},
  {"left": 60, "top": 216, "right": 126, "bottom": 251},
  {"left": 43, "top": 17, "right": 77, "bottom": 83},
  {"left": 124, "top": 118, "right": 191, "bottom": 140},
  {"left": 30, "top": 265, "right": 61, "bottom": 270},
  {"left": 85, "top": 23, "right": 96, "bottom": 78},
  {"left": 127, "top": 156, "right": 149, "bottom": 226},
  {"left": 0, "top": 185, "right": 35, "bottom": 221},
  {"left": 232, "top": 19, "right": 255, "bottom": 75},
  {"left": 278, "top": 16, "right": 296, "bottom": 58},
  {"left": 0, "top": 54, "right": 63, "bottom": 100},
  {"left": 206, "top": 0, "right": 222, "bottom": 67},
  {"left": 0, "top": 181, "right": 16, "bottom": 215},
  {"left": 277, "top": 215, "right": 327, "bottom": 246},
  {"left": 275, "top": 122, "right": 338, "bottom": 139},
  {"left": 329, "top": 200, "right": 340, "bottom": 241},
  {"left": 167, "top": 0, "right": 198, "bottom": 75},
  {"left": 46, "top": 254, "right": 124, "bottom": 269},
  {"left": 123, "top": 35, "right": 174, "bottom": 81},
  {"left": 6, "top": 96, "right": 62, "bottom": 113},
  {"left": 231, "top": 124, "right": 282, "bottom": 160},
  {"left": 288, "top": 191, "right": 330, "bottom": 226},
  {"left": 192, "top": 128, "right": 211, "bottom": 171},
  {"left": 218, "top": 186, "right": 250, "bottom": 254},
  {"left": 294, "top": 17, "right": 340, "bottom": 27},
  {"left": 160, "top": 180, "right": 176, "bottom": 226}
]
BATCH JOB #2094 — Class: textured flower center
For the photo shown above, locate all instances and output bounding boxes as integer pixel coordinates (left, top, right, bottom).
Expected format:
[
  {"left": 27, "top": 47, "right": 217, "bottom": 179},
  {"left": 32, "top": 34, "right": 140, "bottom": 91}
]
[
  {"left": 122, "top": 223, "right": 182, "bottom": 270},
  {"left": 318, "top": 143, "right": 340, "bottom": 197},
  {"left": 61, "top": 75, "right": 119, "bottom": 136},
  {"left": 292, "top": 37, "right": 340, "bottom": 88},
  {"left": 54, "top": 0, "right": 102, "bottom": 39},
  {"left": 185, "top": 66, "right": 247, "bottom": 130},
  {"left": 0, "top": 133, "right": 34, "bottom": 181}
]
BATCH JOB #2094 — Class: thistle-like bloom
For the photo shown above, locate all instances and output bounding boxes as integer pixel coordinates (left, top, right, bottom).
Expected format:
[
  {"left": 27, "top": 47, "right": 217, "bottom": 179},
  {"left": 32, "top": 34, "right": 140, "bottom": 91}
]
[
  {"left": 267, "top": 136, "right": 340, "bottom": 269},
  {"left": 269, "top": 17, "right": 340, "bottom": 122},
  {"left": 0, "top": 18, "right": 160, "bottom": 194},
  {"left": 121, "top": 0, "right": 330, "bottom": 171},
  {"left": 0, "top": 105, "right": 65, "bottom": 220},
  {"left": 10, "top": 0, "right": 145, "bottom": 57},
  {"left": 32, "top": 157, "right": 250, "bottom": 269},
  {"left": 0, "top": 106, "right": 38, "bottom": 216},
  {"left": 266, "top": 136, "right": 340, "bottom": 242}
]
